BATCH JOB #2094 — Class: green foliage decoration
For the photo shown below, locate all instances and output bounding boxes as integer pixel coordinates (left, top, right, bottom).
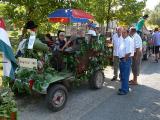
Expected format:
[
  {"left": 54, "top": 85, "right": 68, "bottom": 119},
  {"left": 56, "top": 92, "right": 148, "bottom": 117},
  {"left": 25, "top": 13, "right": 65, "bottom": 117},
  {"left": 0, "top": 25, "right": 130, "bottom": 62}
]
[
  {"left": 0, "top": 77, "right": 17, "bottom": 119},
  {"left": 14, "top": 35, "right": 110, "bottom": 91},
  {"left": 68, "top": 36, "right": 110, "bottom": 83}
]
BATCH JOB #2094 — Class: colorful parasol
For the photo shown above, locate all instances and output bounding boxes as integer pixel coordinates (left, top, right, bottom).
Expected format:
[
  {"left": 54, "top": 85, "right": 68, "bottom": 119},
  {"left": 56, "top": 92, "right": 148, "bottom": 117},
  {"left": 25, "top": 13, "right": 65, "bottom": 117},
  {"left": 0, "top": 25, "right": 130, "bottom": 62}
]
[{"left": 48, "top": 9, "right": 94, "bottom": 23}]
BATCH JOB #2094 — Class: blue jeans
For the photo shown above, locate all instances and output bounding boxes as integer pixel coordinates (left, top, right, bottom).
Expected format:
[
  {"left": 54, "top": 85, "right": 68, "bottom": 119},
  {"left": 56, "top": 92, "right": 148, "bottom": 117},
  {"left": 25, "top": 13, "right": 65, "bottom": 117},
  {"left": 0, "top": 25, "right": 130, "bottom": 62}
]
[{"left": 119, "top": 57, "right": 132, "bottom": 92}]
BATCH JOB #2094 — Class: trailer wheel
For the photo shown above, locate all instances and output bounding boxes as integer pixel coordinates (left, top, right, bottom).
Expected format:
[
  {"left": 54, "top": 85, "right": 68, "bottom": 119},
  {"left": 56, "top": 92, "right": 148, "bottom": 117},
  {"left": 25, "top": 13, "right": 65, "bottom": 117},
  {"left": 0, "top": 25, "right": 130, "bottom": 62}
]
[
  {"left": 89, "top": 70, "right": 104, "bottom": 89},
  {"left": 46, "top": 84, "right": 68, "bottom": 112}
]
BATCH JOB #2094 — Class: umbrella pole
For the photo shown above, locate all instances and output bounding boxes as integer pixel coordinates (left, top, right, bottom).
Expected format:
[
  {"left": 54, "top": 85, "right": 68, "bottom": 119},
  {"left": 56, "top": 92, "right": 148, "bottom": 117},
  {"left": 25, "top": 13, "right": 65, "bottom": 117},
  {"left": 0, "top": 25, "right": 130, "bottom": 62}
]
[{"left": 65, "top": 25, "right": 66, "bottom": 33}]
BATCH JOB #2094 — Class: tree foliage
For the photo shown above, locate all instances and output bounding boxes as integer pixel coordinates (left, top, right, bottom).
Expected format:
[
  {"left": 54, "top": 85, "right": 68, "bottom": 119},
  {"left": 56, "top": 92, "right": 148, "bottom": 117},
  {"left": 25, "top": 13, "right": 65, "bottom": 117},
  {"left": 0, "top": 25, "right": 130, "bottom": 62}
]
[
  {"left": 0, "top": 3, "right": 7, "bottom": 17},
  {"left": 1, "top": 0, "right": 74, "bottom": 32},
  {"left": 74, "top": 0, "right": 146, "bottom": 29},
  {"left": 89, "top": 0, "right": 119, "bottom": 30},
  {"left": 116, "top": 0, "right": 146, "bottom": 26},
  {"left": 0, "top": 0, "right": 146, "bottom": 32}
]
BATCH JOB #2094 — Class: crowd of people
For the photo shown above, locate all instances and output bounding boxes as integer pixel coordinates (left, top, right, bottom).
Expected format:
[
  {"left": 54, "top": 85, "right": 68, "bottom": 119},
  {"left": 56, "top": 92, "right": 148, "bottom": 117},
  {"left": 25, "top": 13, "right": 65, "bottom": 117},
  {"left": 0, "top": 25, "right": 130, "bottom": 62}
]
[
  {"left": 14, "top": 20, "right": 104, "bottom": 72},
  {"left": 111, "top": 15, "right": 160, "bottom": 95},
  {"left": 111, "top": 27, "right": 142, "bottom": 95},
  {"left": 16, "top": 21, "right": 102, "bottom": 57}
]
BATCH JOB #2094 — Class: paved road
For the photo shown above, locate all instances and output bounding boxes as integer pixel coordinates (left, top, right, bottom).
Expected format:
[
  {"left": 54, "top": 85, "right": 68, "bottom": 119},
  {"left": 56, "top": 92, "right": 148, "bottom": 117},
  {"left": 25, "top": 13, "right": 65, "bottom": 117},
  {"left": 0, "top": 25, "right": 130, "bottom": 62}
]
[{"left": 18, "top": 58, "right": 160, "bottom": 120}]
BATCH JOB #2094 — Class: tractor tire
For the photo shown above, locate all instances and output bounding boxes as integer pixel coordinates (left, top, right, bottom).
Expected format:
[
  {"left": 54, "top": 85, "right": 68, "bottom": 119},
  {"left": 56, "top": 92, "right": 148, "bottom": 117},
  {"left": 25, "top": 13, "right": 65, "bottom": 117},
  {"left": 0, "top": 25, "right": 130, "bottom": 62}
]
[{"left": 46, "top": 84, "right": 68, "bottom": 112}]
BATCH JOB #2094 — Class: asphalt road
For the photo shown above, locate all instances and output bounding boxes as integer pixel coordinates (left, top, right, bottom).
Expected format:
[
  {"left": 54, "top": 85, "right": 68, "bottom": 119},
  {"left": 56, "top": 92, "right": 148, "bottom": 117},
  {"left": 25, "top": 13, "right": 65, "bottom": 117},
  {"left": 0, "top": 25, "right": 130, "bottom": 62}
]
[{"left": 18, "top": 57, "right": 160, "bottom": 120}]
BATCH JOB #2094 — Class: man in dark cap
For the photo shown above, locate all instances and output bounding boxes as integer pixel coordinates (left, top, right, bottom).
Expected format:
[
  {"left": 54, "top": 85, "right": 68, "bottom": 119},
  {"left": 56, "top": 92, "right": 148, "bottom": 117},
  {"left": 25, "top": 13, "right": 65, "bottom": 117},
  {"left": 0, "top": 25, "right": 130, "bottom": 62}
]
[
  {"left": 24, "top": 20, "right": 38, "bottom": 50},
  {"left": 24, "top": 20, "right": 38, "bottom": 30},
  {"left": 16, "top": 20, "right": 48, "bottom": 58},
  {"left": 16, "top": 20, "right": 38, "bottom": 57}
]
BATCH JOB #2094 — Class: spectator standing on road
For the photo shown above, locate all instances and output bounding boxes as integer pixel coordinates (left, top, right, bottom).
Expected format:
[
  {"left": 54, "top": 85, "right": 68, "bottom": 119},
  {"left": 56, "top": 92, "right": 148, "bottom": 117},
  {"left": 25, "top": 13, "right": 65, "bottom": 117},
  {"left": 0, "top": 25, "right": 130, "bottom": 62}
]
[
  {"left": 129, "top": 27, "right": 142, "bottom": 85},
  {"left": 118, "top": 28, "right": 134, "bottom": 95},
  {"left": 148, "top": 30, "right": 154, "bottom": 56},
  {"left": 111, "top": 27, "right": 122, "bottom": 81},
  {"left": 152, "top": 28, "right": 160, "bottom": 63}
]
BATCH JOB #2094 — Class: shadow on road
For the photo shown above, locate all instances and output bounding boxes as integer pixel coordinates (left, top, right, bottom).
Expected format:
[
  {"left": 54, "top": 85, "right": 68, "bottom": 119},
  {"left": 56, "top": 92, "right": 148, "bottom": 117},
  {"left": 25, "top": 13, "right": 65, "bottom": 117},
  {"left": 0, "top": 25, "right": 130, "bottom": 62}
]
[{"left": 80, "top": 85, "right": 160, "bottom": 120}]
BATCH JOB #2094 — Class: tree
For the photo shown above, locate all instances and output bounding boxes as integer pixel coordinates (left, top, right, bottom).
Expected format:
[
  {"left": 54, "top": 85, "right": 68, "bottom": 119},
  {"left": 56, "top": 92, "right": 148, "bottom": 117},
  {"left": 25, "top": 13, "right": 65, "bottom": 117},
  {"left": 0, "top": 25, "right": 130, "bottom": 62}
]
[
  {"left": 75, "top": 0, "right": 146, "bottom": 30},
  {"left": 116, "top": 0, "right": 146, "bottom": 26},
  {"left": 0, "top": 3, "right": 7, "bottom": 17},
  {"left": 148, "top": 3, "right": 160, "bottom": 27},
  {"left": 0, "top": 0, "right": 76, "bottom": 32},
  {"left": 0, "top": 0, "right": 146, "bottom": 32},
  {"left": 88, "top": 0, "right": 119, "bottom": 31}
]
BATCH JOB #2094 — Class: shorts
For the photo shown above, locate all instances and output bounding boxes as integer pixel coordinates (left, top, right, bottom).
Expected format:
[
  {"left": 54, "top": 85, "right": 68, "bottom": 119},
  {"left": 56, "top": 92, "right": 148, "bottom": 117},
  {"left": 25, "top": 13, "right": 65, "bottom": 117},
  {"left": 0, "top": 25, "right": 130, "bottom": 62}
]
[
  {"left": 132, "top": 56, "right": 142, "bottom": 76},
  {"left": 155, "top": 46, "right": 160, "bottom": 54}
]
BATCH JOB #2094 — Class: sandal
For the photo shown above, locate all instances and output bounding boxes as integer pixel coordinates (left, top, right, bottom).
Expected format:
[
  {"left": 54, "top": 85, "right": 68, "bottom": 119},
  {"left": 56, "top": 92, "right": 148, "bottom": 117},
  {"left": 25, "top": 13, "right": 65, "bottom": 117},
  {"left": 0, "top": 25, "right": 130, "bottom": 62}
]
[
  {"left": 129, "top": 80, "right": 134, "bottom": 83},
  {"left": 129, "top": 80, "right": 138, "bottom": 85}
]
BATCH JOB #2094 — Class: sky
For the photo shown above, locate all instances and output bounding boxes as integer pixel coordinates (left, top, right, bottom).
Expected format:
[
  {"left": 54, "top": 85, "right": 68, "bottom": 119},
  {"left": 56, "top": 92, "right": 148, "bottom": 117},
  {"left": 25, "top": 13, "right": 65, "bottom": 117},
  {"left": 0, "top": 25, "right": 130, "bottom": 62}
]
[
  {"left": 137, "top": 0, "right": 160, "bottom": 10},
  {"left": 145, "top": 0, "right": 160, "bottom": 10}
]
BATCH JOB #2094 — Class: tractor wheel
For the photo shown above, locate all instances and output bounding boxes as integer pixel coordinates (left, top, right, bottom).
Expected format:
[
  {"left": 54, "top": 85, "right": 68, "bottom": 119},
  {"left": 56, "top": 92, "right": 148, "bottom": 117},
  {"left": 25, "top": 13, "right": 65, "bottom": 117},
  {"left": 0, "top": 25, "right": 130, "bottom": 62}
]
[
  {"left": 89, "top": 70, "right": 104, "bottom": 89},
  {"left": 46, "top": 84, "right": 68, "bottom": 112}
]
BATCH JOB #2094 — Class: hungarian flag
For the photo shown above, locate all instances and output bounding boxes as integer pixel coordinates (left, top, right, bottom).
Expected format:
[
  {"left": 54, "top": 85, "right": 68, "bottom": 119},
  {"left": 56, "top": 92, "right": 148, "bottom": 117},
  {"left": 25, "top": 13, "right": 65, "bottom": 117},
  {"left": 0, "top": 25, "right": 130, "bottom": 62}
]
[{"left": 0, "top": 18, "right": 17, "bottom": 79}]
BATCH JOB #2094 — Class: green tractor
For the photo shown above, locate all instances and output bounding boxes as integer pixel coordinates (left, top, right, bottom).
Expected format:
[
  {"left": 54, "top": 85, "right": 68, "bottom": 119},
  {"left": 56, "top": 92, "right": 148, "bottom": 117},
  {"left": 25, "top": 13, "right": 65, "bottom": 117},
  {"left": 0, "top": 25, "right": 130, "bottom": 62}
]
[{"left": 13, "top": 35, "right": 109, "bottom": 112}]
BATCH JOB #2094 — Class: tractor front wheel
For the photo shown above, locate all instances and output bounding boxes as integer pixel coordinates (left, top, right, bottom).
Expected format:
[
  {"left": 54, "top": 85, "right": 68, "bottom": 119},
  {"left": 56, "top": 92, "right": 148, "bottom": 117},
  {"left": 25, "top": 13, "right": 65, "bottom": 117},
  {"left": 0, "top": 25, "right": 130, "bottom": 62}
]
[{"left": 46, "top": 84, "right": 68, "bottom": 112}]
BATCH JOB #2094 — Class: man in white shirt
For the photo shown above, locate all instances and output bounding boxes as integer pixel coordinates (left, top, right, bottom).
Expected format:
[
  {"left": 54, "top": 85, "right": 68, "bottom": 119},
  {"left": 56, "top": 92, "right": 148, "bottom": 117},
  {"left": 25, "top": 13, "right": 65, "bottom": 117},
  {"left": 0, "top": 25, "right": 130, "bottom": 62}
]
[
  {"left": 111, "top": 27, "right": 122, "bottom": 81},
  {"left": 129, "top": 27, "right": 142, "bottom": 85},
  {"left": 118, "top": 28, "right": 134, "bottom": 95}
]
